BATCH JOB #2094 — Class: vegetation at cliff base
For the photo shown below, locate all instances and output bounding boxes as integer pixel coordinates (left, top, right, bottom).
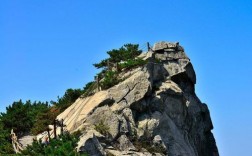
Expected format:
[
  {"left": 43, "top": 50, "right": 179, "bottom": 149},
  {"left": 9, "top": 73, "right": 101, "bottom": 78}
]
[
  {"left": 21, "top": 133, "right": 87, "bottom": 156},
  {"left": 0, "top": 89, "right": 85, "bottom": 155}
]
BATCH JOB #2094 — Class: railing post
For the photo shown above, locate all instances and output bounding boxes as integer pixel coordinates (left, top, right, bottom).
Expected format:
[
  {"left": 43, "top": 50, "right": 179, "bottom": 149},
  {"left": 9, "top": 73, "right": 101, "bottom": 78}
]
[
  {"left": 115, "top": 62, "right": 119, "bottom": 72},
  {"left": 53, "top": 119, "right": 57, "bottom": 139},
  {"left": 147, "top": 42, "right": 150, "bottom": 51},
  {"left": 47, "top": 127, "right": 51, "bottom": 141},
  {"left": 60, "top": 119, "right": 64, "bottom": 135},
  {"left": 107, "top": 60, "right": 110, "bottom": 70},
  {"left": 95, "top": 75, "right": 100, "bottom": 92}
]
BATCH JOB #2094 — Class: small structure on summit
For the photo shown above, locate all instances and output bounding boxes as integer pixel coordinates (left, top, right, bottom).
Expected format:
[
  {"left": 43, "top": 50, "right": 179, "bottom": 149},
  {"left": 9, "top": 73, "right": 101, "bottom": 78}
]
[
  {"left": 146, "top": 41, "right": 188, "bottom": 62},
  {"left": 152, "top": 41, "right": 184, "bottom": 52}
]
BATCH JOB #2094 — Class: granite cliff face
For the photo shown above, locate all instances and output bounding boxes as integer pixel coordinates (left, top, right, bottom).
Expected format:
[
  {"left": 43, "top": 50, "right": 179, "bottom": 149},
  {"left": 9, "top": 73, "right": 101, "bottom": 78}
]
[{"left": 57, "top": 42, "right": 219, "bottom": 156}]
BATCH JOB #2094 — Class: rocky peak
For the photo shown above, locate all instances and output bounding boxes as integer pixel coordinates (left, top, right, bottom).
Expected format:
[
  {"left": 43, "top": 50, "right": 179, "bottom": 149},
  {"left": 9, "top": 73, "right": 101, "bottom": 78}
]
[{"left": 54, "top": 41, "right": 219, "bottom": 156}]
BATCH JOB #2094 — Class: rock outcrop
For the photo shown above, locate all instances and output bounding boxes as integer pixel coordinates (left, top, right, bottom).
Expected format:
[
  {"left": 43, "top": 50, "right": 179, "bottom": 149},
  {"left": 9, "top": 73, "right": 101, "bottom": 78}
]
[{"left": 56, "top": 41, "right": 219, "bottom": 156}]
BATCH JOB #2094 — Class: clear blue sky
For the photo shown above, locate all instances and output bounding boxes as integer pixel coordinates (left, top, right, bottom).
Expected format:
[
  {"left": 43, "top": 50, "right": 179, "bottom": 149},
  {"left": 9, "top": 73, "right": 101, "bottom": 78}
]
[{"left": 1, "top": 1, "right": 252, "bottom": 155}]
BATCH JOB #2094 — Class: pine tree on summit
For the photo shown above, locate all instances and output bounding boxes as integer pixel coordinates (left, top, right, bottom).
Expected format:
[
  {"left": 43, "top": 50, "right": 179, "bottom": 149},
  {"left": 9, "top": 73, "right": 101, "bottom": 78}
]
[{"left": 93, "top": 43, "right": 142, "bottom": 69}]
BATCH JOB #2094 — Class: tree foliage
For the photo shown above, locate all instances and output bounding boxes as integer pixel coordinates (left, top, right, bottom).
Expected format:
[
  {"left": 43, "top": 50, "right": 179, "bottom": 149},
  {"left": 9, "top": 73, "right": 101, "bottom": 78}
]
[
  {"left": 52, "top": 88, "right": 85, "bottom": 113},
  {"left": 0, "top": 120, "right": 15, "bottom": 154},
  {"left": 93, "top": 43, "right": 145, "bottom": 90},
  {"left": 118, "top": 58, "right": 147, "bottom": 71},
  {"left": 93, "top": 44, "right": 142, "bottom": 69},
  {"left": 0, "top": 100, "right": 49, "bottom": 135},
  {"left": 31, "top": 88, "right": 86, "bottom": 135},
  {"left": 0, "top": 100, "right": 50, "bottom": 154},
  {"left": 31, "top": 107, "right": 59, "bottom": 135}
]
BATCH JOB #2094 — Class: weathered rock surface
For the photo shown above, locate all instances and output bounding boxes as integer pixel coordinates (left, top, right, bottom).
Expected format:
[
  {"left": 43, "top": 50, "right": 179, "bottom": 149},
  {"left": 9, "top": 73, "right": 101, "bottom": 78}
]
[
  {"left": 18, "top": 135, "right": 35, "bottom": 149},
  {"left": 56, "top": 91, "right": 111, "bottom": 132},
  {"left": 56, "top": 41, "right": 219, "bottom": 156}
]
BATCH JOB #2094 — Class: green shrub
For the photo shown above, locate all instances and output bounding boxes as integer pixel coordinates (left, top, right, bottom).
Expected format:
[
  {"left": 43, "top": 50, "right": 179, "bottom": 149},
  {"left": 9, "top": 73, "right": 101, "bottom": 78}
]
[
  {"left": 129, "top": 132, "right": 166, "bottom": 154},
  {"left": 94, "top": 120, "right": 110, "bottom": 136},
  {"left": 100, "top": 71, "right": 119, "bottom": 90},
  {"left": 155, "top": 58, "right": 162, "bottom": 63}
]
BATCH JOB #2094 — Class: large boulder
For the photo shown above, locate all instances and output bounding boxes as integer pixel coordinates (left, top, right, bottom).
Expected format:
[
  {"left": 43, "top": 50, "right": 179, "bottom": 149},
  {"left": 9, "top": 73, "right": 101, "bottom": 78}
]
[
  {"left": 76, "top": 130, "right": 106, "bottom": 156},
  {"left": 85, "top": 106, "right": 120, "bottom": 140}
]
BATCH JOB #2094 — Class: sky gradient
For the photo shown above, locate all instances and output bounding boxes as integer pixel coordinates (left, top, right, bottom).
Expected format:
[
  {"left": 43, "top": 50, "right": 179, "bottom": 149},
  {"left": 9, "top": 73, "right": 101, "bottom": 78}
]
[{"left": 1, "top": 1, "right": 252, "bottom": 155}]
